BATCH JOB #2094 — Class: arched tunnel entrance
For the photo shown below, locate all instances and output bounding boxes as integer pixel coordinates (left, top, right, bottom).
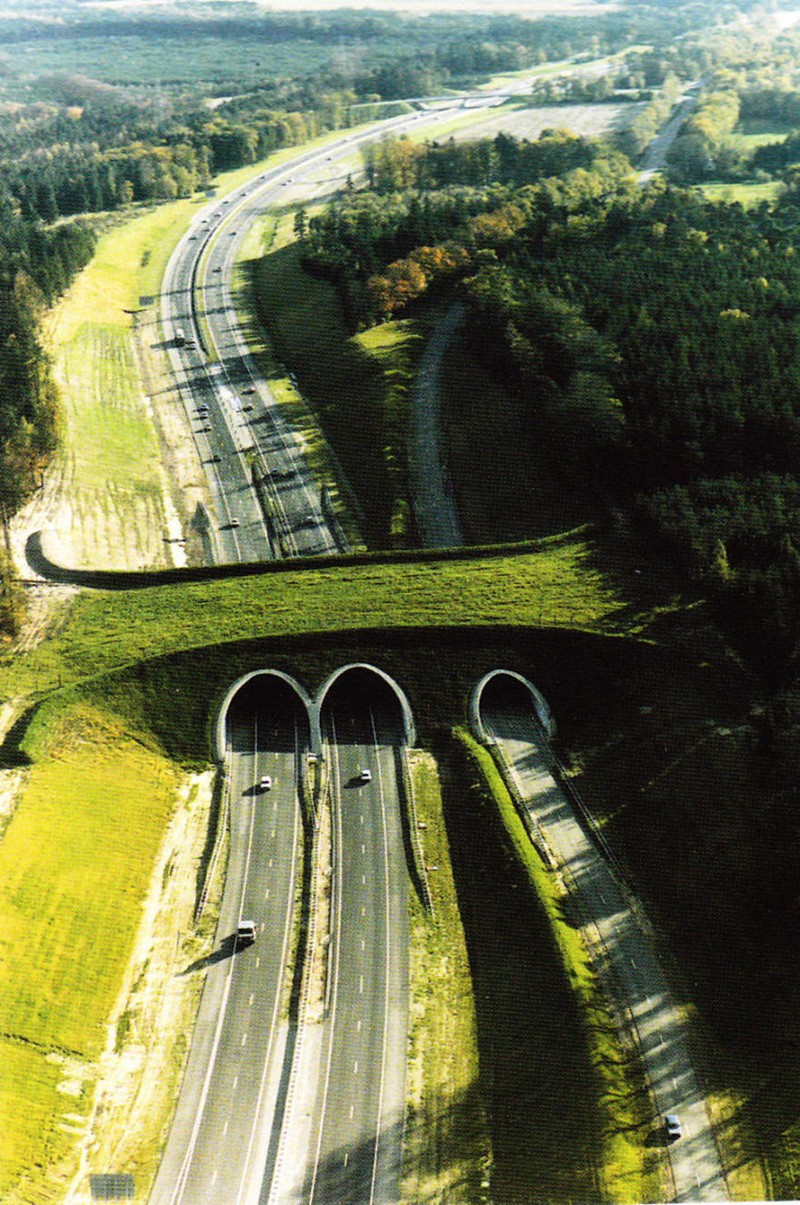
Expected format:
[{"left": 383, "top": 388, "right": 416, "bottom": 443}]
[
  {"left": 317, "top": 664, "right": 415, "bottom": 751},
  {"left": 219, "top": 670, "right": 313, "bottom": 760},
  {"left": 471, "top": 669, "right": 555, "bottom": 745}
]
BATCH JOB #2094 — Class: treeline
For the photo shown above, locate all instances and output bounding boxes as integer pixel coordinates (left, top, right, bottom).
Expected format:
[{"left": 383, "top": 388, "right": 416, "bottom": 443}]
[
  {"left": 300, "top": 131, "right": 631, "bottom": 326},
  {"left": 0, "top": 199, "right": 95, "bottom": 513},
  {"left": 301, "top": 129, "right": 800, "bottom": 679}
]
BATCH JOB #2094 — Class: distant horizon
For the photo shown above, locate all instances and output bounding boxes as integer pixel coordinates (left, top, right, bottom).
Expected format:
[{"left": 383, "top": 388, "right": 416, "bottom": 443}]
[{"left": 11, "top": 0, "right": 621, "bottom": 16}]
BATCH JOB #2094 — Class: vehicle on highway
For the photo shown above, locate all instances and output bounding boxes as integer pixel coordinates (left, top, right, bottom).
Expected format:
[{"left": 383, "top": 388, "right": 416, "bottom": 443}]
[
  {"left": 174, "top": 328, "right": 185, "bottom": 346},
  {"left": 665, "top": 1114, "right": 682, "bottom": 1141},
  {"left": 230, "top": 518, "right": 240, "bottom": 528},
  {"left": 236, "top": 920, "right": 257, "bottom": 947},
  {"left": 359, "top": 768, "right": 372, "bottom": 783},
  {"left": 243, "top": 387, "right": 256, "bottom": 395},
  {"left": 260, "top": 775, "right": 272, "bottom": 791}
]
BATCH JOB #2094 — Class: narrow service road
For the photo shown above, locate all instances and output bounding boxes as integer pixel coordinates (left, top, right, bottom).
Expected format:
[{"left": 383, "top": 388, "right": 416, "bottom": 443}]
[{"left": 481, "top": 683, "right": 729, "bottom": 1204}]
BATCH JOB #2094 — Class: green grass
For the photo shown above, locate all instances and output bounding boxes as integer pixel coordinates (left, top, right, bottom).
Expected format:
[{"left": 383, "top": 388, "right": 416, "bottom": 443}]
[
  {"left": 441, "top": 324, "right": 597, "bottom": 542},
  {"left": 446, "top": 728, "right": 654, "bottom": 1204},
  {"left": 698, "top": 180, "right": 783, "bottom": 207},
  {"left": 724, "top": 118, "right": 795, "bottom": 152},
  {"left": 0, "top": 1040, "right": 87, "bottom": 1205},
  {"left": 0, "top": 699, "right": 179, "bottom": 1202},
  {"left": 402, "top": 750, "right": 489, "bottom": 1203},
  {"left": 251, "top": 241, "right": 427, "bottom": 546},
  {"left": 1, "top": 537, "right": 624, "bottom": 700}
]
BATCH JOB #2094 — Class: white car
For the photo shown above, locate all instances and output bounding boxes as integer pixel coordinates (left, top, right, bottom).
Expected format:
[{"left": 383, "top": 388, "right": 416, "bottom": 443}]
[
  {"left": 359, "top": 768, "right": 372, "bottom": 784},
  {"left": 260, "top": 775, "right": 272, "bottom": 791},
  {"left": 665, "top": 1114, "right": 682, "bottom": 1142}
]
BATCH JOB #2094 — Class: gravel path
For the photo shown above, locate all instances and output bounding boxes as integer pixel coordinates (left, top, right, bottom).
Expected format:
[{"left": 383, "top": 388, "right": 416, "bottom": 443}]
[{"left": 409, "top": 302, "right": 465, "bottom": 548}]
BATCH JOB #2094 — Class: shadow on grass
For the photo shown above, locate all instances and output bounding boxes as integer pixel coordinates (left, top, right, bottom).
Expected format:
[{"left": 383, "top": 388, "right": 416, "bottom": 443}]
[
  {"left": 438, "top": 733, "right": 606, "bottom": 1204},
  {"left": 0, "top": 703, "right": 37, "bottom": 768},
  {"left": 181, "top": 932, "right": 237, "bottom": 974}
]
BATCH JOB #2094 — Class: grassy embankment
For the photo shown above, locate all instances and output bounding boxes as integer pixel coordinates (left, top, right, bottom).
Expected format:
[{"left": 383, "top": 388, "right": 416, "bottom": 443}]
[
  {"left": 0, "top": 699, "right": 181, "bottom": 1204},
  {"left": 2, "top": 123, "right": 781, "bottom": 1202},
  {"left": 444, "top": 729, "right": 659, "bottom": 1204},
  {"left": 43, "top": 200, "right": 199, "bottom": 571},
  {"left": 250, "top": 231, "right": 423, "bottom": 548}
]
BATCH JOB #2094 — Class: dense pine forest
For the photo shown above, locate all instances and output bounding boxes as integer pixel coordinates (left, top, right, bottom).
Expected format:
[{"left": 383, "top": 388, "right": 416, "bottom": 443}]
[{"left": 300, "top": 128, "right": 800, "bottom": 686}]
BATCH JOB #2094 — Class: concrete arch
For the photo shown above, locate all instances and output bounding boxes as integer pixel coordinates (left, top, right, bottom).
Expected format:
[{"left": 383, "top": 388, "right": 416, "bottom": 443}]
[
  {"left": 470, "top": 669, "right": 555, "bottom": 743},
  {"left": 215, "top": 669, "right": 316, "bottom": 760},
  {"left": 315, "top": 662, "right": 416, "bottom": 747}
]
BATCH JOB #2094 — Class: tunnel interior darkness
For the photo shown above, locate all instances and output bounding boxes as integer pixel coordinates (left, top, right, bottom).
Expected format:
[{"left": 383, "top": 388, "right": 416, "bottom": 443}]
[
  {"left": 225, "top": 674, "right": 311, "bottom": 755},
  {"left": 475, "top": 671, "right": 551, "bottom": 743},
  {"left": 319, "top": 667, "right": 408, "bottom": 747}
]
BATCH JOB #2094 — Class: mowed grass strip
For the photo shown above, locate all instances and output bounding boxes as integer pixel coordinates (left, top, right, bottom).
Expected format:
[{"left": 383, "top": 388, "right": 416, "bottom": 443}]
[
  {"left": 0, "top": 1040, "right": 81, "bottom": 1205},
  {"left": 0, "top": 700, "right": 179, "bottom": 1199},
  {"left": 402, "top": 750, "right": 489, "bottom": 1203},
  {"left": 450, "top": 730, "right": 655, "bottom": 1204},
  {"left": 4, "top": 538, "right": 624, "bottom": 697}
]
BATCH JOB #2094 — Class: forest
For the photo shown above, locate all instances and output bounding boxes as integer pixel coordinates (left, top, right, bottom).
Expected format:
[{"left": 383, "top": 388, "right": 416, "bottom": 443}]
[{"left": 300, "top": 129, "right": 800, "bottom": 685}]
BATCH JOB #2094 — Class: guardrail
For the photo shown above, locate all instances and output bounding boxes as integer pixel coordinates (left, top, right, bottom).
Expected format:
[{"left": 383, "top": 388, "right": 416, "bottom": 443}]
[
  {"left": 194, "top": 755, "right": 230, "bottom": 924},
  {"left": 397, "top": 747, "right": 434, "bottom": 916}
]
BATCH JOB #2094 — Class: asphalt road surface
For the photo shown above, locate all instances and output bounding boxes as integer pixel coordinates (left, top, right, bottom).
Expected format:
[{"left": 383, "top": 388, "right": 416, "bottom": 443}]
[
  {"left": 150, "top": 684, "right": 306, "bottom": 1205},
  {"left": 481, "top": 685, "right": 729, "bottom": 1203},
  {"left": 277, "top": 687, "right": 409, "bottom": 1205},
  {"left": 159, "top": 107, "right": 468, "bottom": 566}
]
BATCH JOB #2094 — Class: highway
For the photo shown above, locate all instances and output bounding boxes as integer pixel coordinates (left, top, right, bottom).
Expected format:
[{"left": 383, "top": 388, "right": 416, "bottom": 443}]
[
  {"left": 277, "top": 680, "right": 409, "bottom": 1205},
  {"left": 158, "top": 107, "right": 468, "bottom": 567},
  {"left": 480, "top": 680, "right": 729, "bottom": 1203},
  {"left": 150, "top": 679, "right": 307, "bottom": 1205}
]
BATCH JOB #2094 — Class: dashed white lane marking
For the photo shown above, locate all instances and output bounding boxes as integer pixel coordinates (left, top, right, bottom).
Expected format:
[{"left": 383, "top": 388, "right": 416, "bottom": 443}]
[
  {"left": 269, "top": 858, "right": 273, "bottom": 869},
  {"left": 255, "top": 957, "right": 260, "bottom": 969},
  {"left": 357, "top": 1018, "right": 362, "bottom": 1032},
  {"left": 233, "top": 1075, "right": 238, "bottom": 1091},
  {"left": 265, "top": 888, "right": 270, "bottom": 901},
  {"left": 361, "top": 938, "right": 365, "bottom": 951},
  {"left": 359, "top": 975, "right": 364, "bottom": 994},
  {"left": 354, "top": 1061, "right": 358, "bottom": 1074},
  {"left": 271, "top": 829, "right": 276, "bottom": 839},
  {"left": 249, "top": 993, "right": 254, "bottom": 1006},
  {"left": 349, "top": 1105, "right": 354, "bottom": 1119},
  {"left": 223, "top": 1119, "right": 229, "bottom": 1136},
  {"left": 344, "top": 1152, "right": 349, "bottom": 1168},
  {"left": 362, "top": 874, "right": 366, "bottom": 885},
  {"left": 362, "top": 843, "right": 366, "bottom": 854},
  {"left": 212, "top": 1168, "right": 218, "bottom": 1185},
  {"left": 242, "top": 1033, "right": 248, "bottom": 1047}
]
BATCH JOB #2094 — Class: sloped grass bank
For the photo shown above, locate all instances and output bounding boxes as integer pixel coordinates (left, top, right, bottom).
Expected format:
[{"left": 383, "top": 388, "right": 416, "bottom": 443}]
[
  {"left": 402, "top": 749, "right": 490, "bottom": 1203},
  {"left": 0, "top": 697, "right": 180, "bottom": 1203},
  {"left": 445, "top": 729, "right": 656, "bottom": 1205},
  {"left": 251, "top": 240, "right": 423, "bottom": 548},
  {"left": 2, "top": 536, "right": 623, "bottom": 701}
]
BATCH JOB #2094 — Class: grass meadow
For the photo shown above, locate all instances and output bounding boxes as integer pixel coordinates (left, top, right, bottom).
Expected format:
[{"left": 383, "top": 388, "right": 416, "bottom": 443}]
[{"left": 0, "top": 700, "right": 179, "bottom": 1203}]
